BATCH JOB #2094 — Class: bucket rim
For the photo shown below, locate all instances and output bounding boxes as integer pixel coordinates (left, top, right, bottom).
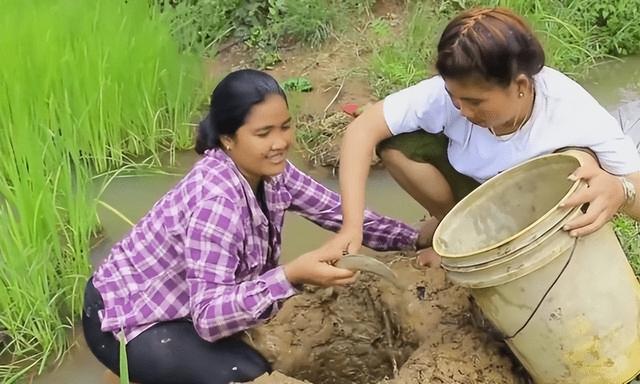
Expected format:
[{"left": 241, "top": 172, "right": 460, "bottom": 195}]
[
  {"left": 433, "top": 153, "right": 582, "bottom": 259},
  {"left": 441, "top": 210, "right": 572, "bottom": 273}
]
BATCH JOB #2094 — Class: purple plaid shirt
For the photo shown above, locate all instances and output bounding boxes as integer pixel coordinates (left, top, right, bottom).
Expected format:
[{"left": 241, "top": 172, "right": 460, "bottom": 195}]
[{"left": 93, "top": 149, "right": 418, "bottom": 343}]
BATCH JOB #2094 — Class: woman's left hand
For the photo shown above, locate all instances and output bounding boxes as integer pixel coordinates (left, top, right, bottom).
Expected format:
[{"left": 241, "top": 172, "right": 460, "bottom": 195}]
[{"left": 560, "top": 163, "right": 626, "bottom": 237}]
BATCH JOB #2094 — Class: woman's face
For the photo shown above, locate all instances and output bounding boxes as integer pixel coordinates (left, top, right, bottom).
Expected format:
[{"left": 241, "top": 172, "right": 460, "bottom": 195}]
[
  {"left": 443, "top": 75, "right": 532, "bottom": 133},
  {"left": 222, "top": 94, "right": 293, "bottom": 190}
]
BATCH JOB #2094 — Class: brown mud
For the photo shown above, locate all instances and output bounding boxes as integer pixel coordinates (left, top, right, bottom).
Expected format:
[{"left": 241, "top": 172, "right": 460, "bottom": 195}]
[{"left": 247, "top": 255, "right": 529, "bottom": 384}]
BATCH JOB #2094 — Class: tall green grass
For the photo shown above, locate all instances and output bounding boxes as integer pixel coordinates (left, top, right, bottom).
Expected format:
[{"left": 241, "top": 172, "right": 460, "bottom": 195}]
[
  {"left": 368, "top": 2, "right": 444, "bottom": 98},
  {"left": 0, "top": 1, "right": 203, "bottom": 381},
  {"left": 2, "top": 0, "right": 203, "bottom": 172}
]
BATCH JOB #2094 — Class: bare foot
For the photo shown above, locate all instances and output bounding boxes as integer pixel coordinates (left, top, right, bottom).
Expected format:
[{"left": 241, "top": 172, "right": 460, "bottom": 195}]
[{"left": 415, "top": 247, "right": 442, "bottom": 268}]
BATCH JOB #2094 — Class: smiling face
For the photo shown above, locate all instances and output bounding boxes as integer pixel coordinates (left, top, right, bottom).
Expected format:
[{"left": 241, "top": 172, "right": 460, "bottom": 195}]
[
  {"left": 220, "top": 94, "right": 293, "bottom": 190},
  {"left": 444, "top": 74, "right": 534, "bottom": 134}
]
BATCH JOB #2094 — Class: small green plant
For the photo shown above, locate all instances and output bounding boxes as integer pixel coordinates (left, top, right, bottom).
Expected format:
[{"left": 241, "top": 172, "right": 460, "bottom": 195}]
[
  {"left": 613, "top": 215, "right": 640, "bottom": 276},
  {"left": 283, "top": 77, "right": 314, "bottom": 93}
]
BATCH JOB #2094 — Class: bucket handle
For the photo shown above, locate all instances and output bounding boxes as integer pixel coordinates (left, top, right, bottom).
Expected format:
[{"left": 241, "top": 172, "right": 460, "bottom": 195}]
[{"left": 503, "top": 237, "right": 579, "bottom": 340}]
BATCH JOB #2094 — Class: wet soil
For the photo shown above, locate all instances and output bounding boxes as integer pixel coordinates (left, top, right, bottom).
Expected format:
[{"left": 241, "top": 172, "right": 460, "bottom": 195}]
[{"left": 247, "top": 255, "right": 526, "bottom": 384}]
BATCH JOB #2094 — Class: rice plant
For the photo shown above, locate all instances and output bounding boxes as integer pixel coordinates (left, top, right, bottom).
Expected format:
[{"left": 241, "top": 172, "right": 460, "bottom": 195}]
[{"left": 0, "top": 0, "right": 204, "bottom": 381}]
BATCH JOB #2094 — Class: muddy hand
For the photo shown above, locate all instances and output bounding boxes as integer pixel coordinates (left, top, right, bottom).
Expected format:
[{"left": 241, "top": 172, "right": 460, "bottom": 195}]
[
  {"left": 284, "top": 247, "right": 357, "bottom": 287},
  {"left": 322, "top": 230, "right": 363, "bottom": 260},
  {"left": 560, "top": 165, "right": 626, "bottom": 237}
]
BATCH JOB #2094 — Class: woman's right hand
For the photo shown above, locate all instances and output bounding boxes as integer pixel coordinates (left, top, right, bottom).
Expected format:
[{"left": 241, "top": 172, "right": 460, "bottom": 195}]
[{"left": 283, "top": 247, "right": 357, "bottom": 287}]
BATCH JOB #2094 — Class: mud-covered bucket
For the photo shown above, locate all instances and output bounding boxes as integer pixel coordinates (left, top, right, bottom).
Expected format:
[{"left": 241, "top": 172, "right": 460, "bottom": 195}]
[{"left": 433, "top": 153, "right": 640, "bottom": 383}]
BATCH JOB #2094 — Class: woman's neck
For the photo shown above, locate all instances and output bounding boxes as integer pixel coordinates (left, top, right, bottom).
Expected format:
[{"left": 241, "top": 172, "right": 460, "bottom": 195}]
[
  {"left": 234, "top": 165, "right": 262, "bottom": 194},
  {"left": 494, "top": 85, "right": 536, "bottom": 136}
]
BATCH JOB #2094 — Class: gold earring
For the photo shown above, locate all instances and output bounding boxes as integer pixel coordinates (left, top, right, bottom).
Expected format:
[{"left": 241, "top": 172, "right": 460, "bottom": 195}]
[
  {"left": 225, "top": 145, "right": 231, "bottom": 151},
  {"left": 519, "top": 92, "right": 524, "bottom": 98}
]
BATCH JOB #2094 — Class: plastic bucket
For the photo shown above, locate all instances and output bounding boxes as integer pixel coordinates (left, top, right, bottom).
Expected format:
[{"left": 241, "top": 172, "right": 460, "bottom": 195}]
[{"left": 433, "top": 154, "right": 640, "bottom": 383}]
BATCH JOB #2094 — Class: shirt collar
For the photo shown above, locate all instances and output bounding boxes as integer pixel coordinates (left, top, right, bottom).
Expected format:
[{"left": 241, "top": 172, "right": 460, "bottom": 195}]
[{"left": 205, "top": 148, "right": 288, "bottom": 226}]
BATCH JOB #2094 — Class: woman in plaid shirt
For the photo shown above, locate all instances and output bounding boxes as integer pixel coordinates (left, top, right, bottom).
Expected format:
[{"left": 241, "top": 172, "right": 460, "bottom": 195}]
[{"left": 82, "top": 69, "right": 425, "bottom": 384}]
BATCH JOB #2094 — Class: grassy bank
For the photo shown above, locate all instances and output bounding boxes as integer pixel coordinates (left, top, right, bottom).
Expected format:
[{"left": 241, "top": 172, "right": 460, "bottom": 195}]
[
  {"left": 159, "top": 0, "right": 374, "bottom": 67},
  {"left": 0, "top": 1, "right": 203, "bottom": 381},
  {"left": 368, "top": 0, "right": 640, "bottom": 97}
]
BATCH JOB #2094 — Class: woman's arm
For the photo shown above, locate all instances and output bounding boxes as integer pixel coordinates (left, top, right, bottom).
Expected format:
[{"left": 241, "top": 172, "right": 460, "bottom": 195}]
[
  {"left": 337, "top": 102, "right": 394, "bottom": 252},
  {"left": 185, "top": 197, "right": 298, "bottom": 342},
  {"left": 186, "top": 196, "right": 358, "bottom": 342},
  {"left": 284, "top": 160, "right": 418, "bottom": 251}
]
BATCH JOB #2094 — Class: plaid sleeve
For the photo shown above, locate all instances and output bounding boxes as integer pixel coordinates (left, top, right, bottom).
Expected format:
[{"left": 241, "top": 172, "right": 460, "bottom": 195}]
[
  {"left": 284, "top": 162, "right": 418, "bottom": 251},
  {"left": 184, "top": 197, "right": 298, "bottom": 342}
]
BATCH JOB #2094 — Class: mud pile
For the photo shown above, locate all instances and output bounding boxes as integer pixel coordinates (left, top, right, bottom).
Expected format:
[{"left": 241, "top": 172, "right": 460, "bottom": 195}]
[{"left": 248, "top": 255, "right": 528, "bottom": 384}]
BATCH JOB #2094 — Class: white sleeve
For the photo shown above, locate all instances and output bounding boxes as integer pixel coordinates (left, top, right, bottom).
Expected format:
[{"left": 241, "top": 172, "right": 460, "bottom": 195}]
[
  {"left": 588, "top": 114, "right": 640, "bottom": 175},
  {"left": 542, "top": 67, "right": 640, "bottom": 175},
  {"left": 382, "top": 76, "right": 450, "bottom": 136}
]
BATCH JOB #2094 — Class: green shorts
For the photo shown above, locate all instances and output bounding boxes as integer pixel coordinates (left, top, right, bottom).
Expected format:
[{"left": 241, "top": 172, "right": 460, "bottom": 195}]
[{"left": 377, "top": 131, "right": 480, "bottom": 202}]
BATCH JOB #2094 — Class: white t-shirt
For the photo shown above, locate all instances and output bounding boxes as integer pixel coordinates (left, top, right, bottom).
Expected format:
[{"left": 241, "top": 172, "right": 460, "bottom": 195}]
[{"left": 383, "top": 67, "right": 640, "bottom": 183}]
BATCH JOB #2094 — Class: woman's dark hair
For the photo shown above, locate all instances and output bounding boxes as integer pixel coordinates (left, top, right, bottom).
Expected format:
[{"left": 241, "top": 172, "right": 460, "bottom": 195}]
[
  {"left": 195, "top": 69, "right": 287, "bottom": 154},
  {"left": 436, "top": 7, "right": 545, "bottom": 87}
]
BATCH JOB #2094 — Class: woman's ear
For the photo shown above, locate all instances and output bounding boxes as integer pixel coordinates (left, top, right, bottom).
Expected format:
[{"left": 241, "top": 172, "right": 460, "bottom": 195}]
[
  {"left": 220, "top": 135, "right": 233, "bottom": 151},
  {"left": 514, "top": 74, "right": 532, "bottom": 96}
]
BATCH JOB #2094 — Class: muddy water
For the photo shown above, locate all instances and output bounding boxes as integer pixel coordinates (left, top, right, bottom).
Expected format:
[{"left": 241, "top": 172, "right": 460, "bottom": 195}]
[{"left": 34, "top": 56, "right": 640, "bottom": 383}]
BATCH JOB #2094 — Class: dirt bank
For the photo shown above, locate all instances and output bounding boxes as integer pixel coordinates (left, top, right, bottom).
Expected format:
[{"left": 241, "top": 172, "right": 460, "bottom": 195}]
[{"left": 247, "top": 254, "right": 528, "bottom": 384}]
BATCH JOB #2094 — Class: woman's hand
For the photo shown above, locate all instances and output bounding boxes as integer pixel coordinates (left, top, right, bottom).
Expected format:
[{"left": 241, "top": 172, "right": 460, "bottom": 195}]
[
  {"left": 560, "top": 163, "right": 626, "bottom": 237},
  {"left": 416, "top": 217, "right": 439, "bottom": 250},
  {"left": 321, "top": 229, "right": 364, "bottom": 258},
  {"left": 283, "top": 247, "right": 357, "bottom": 287}
]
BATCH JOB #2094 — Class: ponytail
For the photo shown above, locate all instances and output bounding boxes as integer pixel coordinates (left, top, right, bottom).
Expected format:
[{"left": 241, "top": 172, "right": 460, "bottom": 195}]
[{"left": 195, "top": 112, "right": 217, "bottom": 155}]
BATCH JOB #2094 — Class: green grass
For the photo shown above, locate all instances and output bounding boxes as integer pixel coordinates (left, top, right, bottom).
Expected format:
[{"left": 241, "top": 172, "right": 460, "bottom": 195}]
[
  {"left": 614, "top": 215, "right": 640, "bottom": 276},
  {"left": 158, "top": 0, "right": 374, "bottom": 67},
  {"left": 367, "top": 0, "right": 640, "bottom": 98},
  {"left": 0, "top": 1, "right": 204, "bottom": 381},
  {"left": 368, "top": 2, "right": 445, "bottom": 98}
]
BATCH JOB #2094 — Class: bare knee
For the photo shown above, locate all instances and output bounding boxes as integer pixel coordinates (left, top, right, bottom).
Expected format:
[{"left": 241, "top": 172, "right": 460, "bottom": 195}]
[
  {"left": 378, "top": 147, "right": 410, "bottom": 170},
  {"left": 377, "top": 147, "right": 454, "bottom": 220}
]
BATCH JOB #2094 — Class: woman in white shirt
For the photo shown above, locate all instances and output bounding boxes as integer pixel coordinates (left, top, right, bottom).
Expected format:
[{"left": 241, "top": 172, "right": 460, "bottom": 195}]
[{"left": 332, "top": 7, "right": 640, "bottom": 266}]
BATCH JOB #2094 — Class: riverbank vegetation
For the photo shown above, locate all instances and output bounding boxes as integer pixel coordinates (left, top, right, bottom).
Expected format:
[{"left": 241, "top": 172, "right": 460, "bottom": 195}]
[{"left": 0, "top": 1, "right": 203, "bottom": 381}]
